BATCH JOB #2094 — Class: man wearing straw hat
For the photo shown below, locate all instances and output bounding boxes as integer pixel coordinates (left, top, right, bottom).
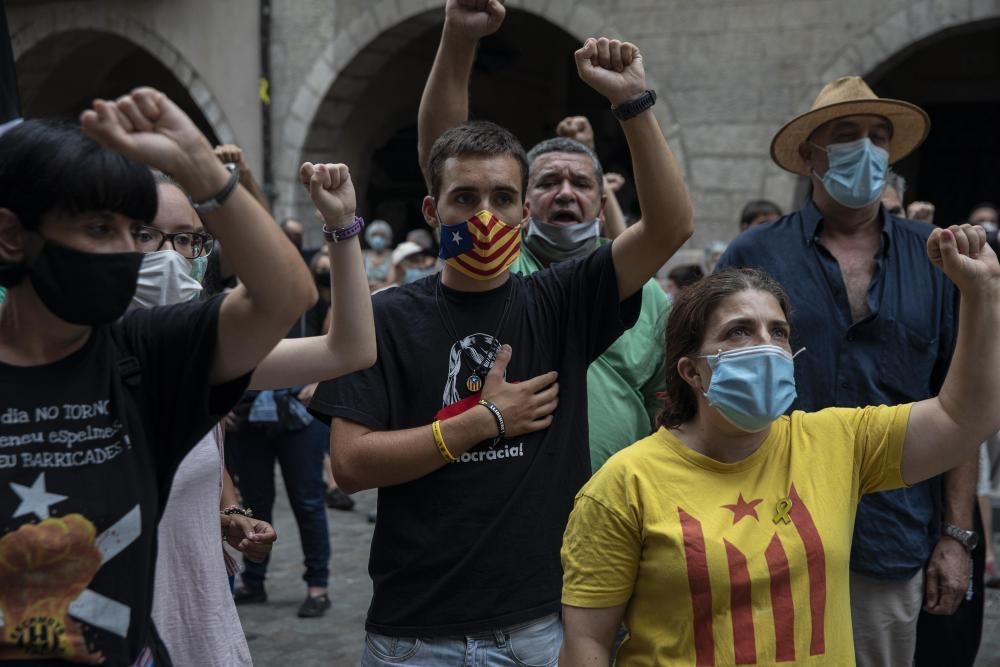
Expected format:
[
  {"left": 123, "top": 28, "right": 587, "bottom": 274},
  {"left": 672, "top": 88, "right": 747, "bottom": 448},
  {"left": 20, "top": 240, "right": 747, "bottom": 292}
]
[{"left": 718, "top": 77, "right": 982, "bottom": 666}]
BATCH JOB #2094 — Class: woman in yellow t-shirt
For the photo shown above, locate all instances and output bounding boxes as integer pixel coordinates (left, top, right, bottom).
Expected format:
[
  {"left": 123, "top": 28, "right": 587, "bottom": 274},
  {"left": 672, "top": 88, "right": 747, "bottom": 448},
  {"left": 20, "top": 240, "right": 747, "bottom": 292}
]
[{"left": 560, "top": 224, "right": 1000, "bottom": 667}]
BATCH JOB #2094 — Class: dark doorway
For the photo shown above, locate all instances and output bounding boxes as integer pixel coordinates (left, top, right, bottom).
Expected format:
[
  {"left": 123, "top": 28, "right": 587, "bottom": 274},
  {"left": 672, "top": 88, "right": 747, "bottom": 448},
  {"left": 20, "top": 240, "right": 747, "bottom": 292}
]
[
  {"left": 315, "top": 9, "right": 636, "bottom": 242},
  {"left": 868, "top": 19, "right": 1000, "bottom": 226},
  {"left": 16, "top": 30, "right": 218, "bottom": 144}
]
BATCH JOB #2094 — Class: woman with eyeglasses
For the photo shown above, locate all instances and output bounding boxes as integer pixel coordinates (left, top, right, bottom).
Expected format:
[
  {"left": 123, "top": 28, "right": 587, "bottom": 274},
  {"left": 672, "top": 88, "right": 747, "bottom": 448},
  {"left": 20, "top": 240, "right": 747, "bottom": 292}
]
[
  {"left": 559, "top": 225, "right": 1000, "bottom": 666},
  {"left": 128, "top": 157, "right": 375, "bottom": 662}
]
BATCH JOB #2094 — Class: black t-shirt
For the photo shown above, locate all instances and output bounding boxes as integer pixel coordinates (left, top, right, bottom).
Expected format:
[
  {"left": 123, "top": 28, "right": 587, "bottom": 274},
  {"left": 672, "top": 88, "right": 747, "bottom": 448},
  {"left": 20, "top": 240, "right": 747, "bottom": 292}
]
[
  {"left": 309, "top": 244, "right": 641, "bottom": 636},
  {"left": 0, "top": 297, "right": 248, "bottom": 666}
]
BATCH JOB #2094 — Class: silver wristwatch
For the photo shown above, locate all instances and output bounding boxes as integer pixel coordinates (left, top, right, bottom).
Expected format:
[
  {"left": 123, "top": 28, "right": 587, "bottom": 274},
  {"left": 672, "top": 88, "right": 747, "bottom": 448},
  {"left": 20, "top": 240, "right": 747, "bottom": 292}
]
[{"left": 942, "top": 523, "right": 978, "bottom": 552}]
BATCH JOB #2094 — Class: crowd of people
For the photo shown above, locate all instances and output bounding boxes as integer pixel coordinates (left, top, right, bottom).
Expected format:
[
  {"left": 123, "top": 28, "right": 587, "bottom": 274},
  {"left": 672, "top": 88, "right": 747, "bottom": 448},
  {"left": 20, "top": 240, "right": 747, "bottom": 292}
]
[{"left": 0, "top": 1, "right": 998, "bottom": 666}]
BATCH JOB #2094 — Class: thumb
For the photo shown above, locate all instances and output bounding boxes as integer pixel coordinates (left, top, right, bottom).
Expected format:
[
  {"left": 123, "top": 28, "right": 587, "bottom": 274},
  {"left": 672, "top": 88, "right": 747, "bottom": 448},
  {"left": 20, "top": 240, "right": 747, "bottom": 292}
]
[
  {"left": 487, "top": 0, "right": 505, "bottom": 19},
  {"left": 310, "top": 170, "right": 326, "bottom": 199},
  {"left": 487, "top": 344, "right": 512, "bottom": 380},
  {"left": 937, "top": 228, "right": 962, "bottom": 273},
  {"left": 575, "top": 39, "right": 597, "bottom": 67},
  {"left": 924, "top": 569, "right": 940, "bottom": 609}
]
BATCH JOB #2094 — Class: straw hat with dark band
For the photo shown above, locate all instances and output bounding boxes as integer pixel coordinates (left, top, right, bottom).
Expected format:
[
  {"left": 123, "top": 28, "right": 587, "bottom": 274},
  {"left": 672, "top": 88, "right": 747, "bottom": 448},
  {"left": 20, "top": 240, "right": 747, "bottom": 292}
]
[{"left": 770, "top": 76, "right": 930, "bottom": 176}]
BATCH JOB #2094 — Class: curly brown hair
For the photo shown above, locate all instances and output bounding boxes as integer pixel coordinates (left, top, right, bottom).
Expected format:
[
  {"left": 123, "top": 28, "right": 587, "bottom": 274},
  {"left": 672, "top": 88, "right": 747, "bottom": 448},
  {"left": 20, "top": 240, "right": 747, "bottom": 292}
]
[{"left": 657, "top": 268, "right": 792, "bottom": 428}]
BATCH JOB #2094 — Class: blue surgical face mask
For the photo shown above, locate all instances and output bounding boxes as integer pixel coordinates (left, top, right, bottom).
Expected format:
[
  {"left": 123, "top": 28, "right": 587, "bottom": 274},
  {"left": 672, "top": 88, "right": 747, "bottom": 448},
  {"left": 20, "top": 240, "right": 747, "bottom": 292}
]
[
  {"left": 812, "top": 137, "right": 889, "bottom": 209},
  {"left": 698, "top": 344, "right": 801, "bottom": 433},
  {"left": 367, "top": 235, "right": 389, "bottom": 251},
  {"left": 402, "top": 266, "right": 437, "bottom": 284}
]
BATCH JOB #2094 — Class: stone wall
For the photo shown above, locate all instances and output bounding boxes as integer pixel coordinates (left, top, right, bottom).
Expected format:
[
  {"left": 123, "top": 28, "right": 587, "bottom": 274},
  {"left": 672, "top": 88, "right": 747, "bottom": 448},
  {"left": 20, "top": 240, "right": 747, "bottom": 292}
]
[{"left": 8, "top": 0, "right": 1000, "bottom": 256}]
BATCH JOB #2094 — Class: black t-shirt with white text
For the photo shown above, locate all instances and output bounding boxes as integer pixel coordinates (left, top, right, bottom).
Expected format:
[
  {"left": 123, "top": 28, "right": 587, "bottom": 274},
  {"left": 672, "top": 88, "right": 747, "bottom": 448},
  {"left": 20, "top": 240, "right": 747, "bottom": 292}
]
[
  {"left": 309, "top": 244, "right": 641, "bottom": 636},
  {"left": 0, "top": 297, "right": 248, "bottom": 666}
]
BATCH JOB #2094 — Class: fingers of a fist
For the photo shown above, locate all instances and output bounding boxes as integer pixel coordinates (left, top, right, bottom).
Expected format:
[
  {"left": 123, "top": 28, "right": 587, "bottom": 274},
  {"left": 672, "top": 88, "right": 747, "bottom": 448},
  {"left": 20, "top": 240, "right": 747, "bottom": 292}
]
[
  {"left": 583, "top": 38, "right": 637, "bottom": 72},
  {"left": 115, "top": 95, "right": 153, "bottom": 133},
  {"left": 947, "top": 224, "right": 985, "bottom": 258}
]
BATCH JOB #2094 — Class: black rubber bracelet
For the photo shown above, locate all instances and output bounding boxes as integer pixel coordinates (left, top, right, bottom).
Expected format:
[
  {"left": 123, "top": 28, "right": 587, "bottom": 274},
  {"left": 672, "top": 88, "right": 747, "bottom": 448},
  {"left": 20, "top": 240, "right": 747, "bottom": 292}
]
[{"left": 477, "top": 399, "right": 506, "bottom": 437}]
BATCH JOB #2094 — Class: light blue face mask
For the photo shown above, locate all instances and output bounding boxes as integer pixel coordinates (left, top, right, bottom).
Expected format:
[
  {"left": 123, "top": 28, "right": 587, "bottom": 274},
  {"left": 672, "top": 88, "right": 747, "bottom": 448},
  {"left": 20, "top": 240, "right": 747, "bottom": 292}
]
[
  {"left": 812, "top": 137, "right": 889, "bottom": 209},
  {"left": 190, "top": 255, "right": 208, "bottom": 283},
  {"left": 698, "top": 344, "right": 802, "bottom": 433},
  {"left": 403, "top": 266, "right": 438, "bottom": 284}
]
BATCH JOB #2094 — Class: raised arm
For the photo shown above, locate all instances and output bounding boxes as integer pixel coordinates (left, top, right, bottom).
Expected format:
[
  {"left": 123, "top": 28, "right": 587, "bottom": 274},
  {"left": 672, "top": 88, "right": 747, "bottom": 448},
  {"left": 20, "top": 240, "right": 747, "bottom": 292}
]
[
  {"left": 573, "top": 38, "right": 693, "bottom": 300},
  {"left": 248, "top": 163, "right": 376, "bottom": 389},
  {"left": 81, "top": 88, "right": 316, "bottom": 386},
  {"left": 555, "top": 115, "right": 628, "bottom": 240},
  {"left": 417, "top": 0, "right": 506, "bottom": 184},
  {"left": 331, "top": 345, "right": 557, "bottom": 493},
  {"left": 902, "top": 225, "right": 1000, "bottom": 484},
  {"left": 214, "top": 144, "right": 270, "bottom": 210}
]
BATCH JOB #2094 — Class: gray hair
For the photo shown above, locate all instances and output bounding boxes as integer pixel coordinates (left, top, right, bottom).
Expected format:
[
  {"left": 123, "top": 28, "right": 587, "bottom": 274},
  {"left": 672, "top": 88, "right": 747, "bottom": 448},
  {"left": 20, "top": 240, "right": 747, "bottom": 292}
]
[
  {"left": 526, "top": 137, "right": 604, "bottom": 196},
  {"left": 885, "top": 169, "right": 906, "bottom": 201}
]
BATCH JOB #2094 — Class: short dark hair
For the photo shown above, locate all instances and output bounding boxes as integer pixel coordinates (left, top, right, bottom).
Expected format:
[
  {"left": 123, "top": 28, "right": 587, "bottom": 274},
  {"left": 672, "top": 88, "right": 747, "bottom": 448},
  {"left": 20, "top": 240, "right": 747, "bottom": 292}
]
[
  {"left": 739, "top": 199, "right": 783, "bottom": 229},
  {"left": 526, "top": 137, "right": 604, "bottom": 195},
  {"left": 0, "top": 120, "right": 157, "bottom": 231},
  {"left": 427, "top": 121, "right": 528, "bottom": 200},
  {"left": 971, "top": 202, "right": 998, "bottom": 217},
  {"left": 658, "top": 268, "right": 792, "bottom": 428},
  {"left": 667, "top": 264, "right": 704, "bottom": 289}
]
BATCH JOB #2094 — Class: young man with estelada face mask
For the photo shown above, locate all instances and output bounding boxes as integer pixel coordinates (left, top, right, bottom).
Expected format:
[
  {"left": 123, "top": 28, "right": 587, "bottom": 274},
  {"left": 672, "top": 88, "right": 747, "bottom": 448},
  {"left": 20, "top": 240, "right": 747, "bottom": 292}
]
[
  {"left": 416, "top": 2, "right": 671, "bottom": 474},
  {"left": 307, "top": 3, "right": 694, "bottom": 661}
]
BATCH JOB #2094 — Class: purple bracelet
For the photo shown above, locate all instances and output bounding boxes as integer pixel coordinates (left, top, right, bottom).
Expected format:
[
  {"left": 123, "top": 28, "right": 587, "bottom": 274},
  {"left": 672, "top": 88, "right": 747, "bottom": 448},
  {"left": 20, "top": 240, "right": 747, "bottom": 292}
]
[{"left": 322, "top": 215, "right": 365, "bottom": 243}]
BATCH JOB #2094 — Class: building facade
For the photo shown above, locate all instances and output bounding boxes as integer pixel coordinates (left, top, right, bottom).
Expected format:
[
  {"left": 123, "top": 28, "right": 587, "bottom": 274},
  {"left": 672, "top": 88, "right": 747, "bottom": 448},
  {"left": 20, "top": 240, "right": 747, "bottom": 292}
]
[{"left": 8, "top": 0, "right": 1000, "bottom": 257}]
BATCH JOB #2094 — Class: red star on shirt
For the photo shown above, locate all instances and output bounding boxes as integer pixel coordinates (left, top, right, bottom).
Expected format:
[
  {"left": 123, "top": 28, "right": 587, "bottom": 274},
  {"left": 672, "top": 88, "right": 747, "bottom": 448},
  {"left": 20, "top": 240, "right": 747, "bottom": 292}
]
[{"left": 722, "top": 493, "right": 764, "bottom": 525}]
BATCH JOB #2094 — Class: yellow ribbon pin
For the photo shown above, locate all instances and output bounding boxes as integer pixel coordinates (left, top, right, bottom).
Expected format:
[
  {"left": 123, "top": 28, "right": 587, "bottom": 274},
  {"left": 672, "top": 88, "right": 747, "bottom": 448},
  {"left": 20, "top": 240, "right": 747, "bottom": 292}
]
[{"left": 773, "top": 497, "right": 793, "bottom": 525}]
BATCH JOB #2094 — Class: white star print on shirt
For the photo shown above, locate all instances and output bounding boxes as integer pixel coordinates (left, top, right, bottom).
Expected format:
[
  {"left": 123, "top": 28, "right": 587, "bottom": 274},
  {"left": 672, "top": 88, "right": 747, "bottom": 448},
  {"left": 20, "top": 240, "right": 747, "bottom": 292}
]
[
  {"left": 451, "top": 231, "right": 463, "bottom": 244},
  {"left": 10, "top": 472, "right": 67, "bottom": 520}
]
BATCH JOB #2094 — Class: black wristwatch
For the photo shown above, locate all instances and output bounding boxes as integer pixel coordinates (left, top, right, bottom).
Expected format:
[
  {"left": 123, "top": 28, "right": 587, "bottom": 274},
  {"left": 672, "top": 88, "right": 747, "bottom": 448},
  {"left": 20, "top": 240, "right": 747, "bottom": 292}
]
[
  {"left": 942, "top": 523, "right": 978, "bottom": 552},
  {"left": 192, "top": 162, "right": 240, "bottom": 215},
  {"left": 612, "top": 89, "right": 657, "bottom": 121}
]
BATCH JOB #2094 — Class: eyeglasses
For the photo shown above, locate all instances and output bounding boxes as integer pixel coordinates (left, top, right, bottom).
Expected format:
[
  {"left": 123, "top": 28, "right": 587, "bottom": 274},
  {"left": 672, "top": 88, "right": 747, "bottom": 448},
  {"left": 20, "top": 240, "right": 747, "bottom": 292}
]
[{"left": 136, "top": 226, "right": 215, "bottom": 258}]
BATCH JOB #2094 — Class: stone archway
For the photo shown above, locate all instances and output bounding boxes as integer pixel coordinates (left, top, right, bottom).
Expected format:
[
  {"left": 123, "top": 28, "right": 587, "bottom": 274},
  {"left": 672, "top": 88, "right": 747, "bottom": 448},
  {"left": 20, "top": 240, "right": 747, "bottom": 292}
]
[
  {"left": 10, "top": 8, "right": 235, "bottom": 145},
  {"left": 276, "top": 1, "right": 682, "bottom": 233}
]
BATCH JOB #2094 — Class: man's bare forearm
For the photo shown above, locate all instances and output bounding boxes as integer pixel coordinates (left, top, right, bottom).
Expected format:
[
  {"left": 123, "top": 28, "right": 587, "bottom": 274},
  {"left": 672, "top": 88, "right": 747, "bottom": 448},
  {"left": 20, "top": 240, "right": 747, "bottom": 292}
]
[
  {"left": 943, "top": 453, "right": 978, "bottom": 530},
  {"left": 417, "top": 25, "right": 477, "bottom": 182},
  {"left": 332, "top": 408, "right": 497, "bottom": 493}
]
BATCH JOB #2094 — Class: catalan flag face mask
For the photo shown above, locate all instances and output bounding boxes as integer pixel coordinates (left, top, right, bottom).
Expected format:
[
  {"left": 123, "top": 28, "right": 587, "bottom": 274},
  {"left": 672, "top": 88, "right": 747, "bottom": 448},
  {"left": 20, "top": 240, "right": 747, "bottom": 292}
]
[{"left": 437, "top": 210, "right": 522, "bottom": 281}]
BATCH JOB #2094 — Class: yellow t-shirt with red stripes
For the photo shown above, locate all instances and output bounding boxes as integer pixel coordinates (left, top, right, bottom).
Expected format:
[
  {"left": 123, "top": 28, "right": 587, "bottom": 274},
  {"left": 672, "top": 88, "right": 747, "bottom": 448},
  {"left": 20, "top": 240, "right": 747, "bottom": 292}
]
[{"left": 561, "top": 404, "right": 911, "bottom": 666}]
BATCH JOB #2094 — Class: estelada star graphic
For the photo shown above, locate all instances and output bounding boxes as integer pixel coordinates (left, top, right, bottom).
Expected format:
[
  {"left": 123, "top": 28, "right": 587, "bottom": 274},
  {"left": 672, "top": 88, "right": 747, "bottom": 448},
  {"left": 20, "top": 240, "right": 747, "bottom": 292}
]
[{"left": 721, "top": 493, "right": 764, "bottom": 525}]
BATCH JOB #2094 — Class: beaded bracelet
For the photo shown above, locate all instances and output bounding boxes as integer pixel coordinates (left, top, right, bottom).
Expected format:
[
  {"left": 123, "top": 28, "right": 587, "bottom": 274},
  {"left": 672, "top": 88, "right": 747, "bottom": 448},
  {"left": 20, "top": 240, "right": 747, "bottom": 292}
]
[
  {"left": 222, "top": 505, "right": 254, "bottom": 518},
  {"left": 431, "top": 420, "right": 457, "bottom": 463}
]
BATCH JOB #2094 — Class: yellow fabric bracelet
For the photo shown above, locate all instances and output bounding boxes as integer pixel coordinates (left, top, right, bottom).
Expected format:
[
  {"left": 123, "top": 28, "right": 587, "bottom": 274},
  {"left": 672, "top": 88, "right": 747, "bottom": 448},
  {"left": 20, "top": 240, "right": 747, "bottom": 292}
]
[{"left": 432, "top": 420, "right": 457, "bottom": 463}]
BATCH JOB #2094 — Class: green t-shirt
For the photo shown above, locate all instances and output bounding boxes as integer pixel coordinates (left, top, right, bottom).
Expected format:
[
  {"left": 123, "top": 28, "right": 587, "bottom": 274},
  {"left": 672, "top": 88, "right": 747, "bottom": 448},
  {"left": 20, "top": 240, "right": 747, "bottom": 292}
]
[
  {"left": 0, "top": 286, "right": 5, "bottom": 305},
  {"left": 511, "top": 239, "right": 669, "bottom": 471}
]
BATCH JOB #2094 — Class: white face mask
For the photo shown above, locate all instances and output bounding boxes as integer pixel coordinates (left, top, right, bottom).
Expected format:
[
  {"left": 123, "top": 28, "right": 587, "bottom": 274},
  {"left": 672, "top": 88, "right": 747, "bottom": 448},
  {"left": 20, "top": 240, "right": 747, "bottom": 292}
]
[{"left": 131, "top": 249, "right": 203, "bottom": 309}]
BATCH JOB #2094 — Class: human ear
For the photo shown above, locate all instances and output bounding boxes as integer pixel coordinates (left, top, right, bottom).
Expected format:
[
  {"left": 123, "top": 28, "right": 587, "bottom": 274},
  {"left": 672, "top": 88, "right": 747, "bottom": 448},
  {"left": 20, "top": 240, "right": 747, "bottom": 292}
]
[
  {"left": 0, "top": 209, "right": 29, "bottom": 264},
  {"left": 421, "top": 196, "right": 439, "bottom": 229},
  {"left": 677, "top": 356, "right": 706, "bottom": 394}
]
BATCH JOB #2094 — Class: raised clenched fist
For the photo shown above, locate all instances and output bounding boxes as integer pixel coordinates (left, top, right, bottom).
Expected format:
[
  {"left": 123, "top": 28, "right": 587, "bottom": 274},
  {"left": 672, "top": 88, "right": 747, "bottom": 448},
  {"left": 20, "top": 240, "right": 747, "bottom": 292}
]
[
  {"left": 574, "top": 38, "right": 647, "bottom": 108},
  {"left": 445, "top": 0, "right": 506, "bottom": 41},
  {"left": 556, "top": 116, "right": 595, "bottom": 149},
  {"left": 926, "top": 223, "right": 999, "bottom": 293},
  {"left": 300, "top": 162, "right": 357, "bottom": 229},
  {"left": 80, "top": 87, "right": 227, "bottom": 200},
  {"left": 603, "top": 172, "right": 625, "bottom": 193}
]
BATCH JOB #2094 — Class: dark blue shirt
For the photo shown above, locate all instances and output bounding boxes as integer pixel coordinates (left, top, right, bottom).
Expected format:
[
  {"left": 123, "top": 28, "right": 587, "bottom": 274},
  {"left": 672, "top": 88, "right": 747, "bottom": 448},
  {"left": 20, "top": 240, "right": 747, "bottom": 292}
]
[{"left": 718, "top": 200, "right": 956, "bottom": 579}]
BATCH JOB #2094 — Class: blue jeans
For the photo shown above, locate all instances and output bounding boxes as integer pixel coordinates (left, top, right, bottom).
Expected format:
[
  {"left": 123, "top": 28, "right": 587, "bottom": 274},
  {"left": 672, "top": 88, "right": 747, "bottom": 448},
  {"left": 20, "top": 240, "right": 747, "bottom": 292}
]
[
  {"left": 231, "top": 418, "right": 331, "bottom": 588},
  {"left": 360, "top": 612, "right": 561, "bottom": 667}
]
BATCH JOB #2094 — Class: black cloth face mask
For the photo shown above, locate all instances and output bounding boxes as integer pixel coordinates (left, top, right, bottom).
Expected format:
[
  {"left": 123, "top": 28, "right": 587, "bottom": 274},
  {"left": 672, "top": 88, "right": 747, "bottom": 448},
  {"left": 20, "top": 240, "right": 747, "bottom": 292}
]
[{"left": 27, "top": 237, "right": 142, "bottom": 326}]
